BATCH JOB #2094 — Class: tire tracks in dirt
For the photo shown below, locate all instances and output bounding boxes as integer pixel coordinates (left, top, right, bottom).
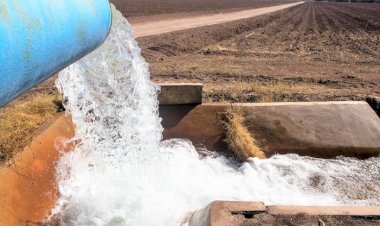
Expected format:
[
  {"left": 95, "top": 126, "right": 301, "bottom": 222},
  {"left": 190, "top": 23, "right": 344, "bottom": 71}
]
[{"left": 132, "top": 2, "right": 304, "bottom": 37}]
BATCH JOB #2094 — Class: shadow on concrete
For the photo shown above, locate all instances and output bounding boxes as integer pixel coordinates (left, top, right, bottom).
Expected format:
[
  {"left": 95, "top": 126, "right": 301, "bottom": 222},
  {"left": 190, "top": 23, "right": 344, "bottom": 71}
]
[{"left": 160, "top": 104, "right": 198, "bottom": 129}]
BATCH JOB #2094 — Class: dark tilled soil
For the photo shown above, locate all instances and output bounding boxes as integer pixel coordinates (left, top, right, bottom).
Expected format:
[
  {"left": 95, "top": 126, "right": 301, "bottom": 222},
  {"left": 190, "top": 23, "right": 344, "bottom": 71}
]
[
  {"left": 138, "top": 2, "right": 380, "bottom": 103},
  {"left": 111, "top": 0, "right": 298, "bottom": 18}
]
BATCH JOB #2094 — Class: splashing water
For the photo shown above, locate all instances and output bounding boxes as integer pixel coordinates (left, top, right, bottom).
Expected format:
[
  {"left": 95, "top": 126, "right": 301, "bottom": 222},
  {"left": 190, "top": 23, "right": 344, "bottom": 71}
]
[{"left": 52, "top": 6, "right": 380, "bottom": 226}]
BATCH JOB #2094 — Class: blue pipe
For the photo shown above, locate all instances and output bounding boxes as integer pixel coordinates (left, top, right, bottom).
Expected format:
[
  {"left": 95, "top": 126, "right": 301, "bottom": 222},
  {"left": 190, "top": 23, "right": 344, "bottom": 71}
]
[{"left": 0, "top": 0, "right": 111, "bottom": 107}]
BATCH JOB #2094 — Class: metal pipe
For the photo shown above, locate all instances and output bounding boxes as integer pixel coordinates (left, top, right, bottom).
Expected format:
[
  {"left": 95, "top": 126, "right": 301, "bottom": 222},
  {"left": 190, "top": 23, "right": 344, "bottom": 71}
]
[{"left": 0, "top": 0, "right": 111, "bottom": 107}]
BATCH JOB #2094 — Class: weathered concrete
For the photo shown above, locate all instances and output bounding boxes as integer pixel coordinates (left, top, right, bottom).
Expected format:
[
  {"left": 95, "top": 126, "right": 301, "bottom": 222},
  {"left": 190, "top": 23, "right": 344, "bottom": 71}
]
[
  {"left": 189, "top": 201, "right": 380, "bottom": 226},
  {"left": 267, "top": 205, "right": 380, "bottom": 216},
  {"left": 3, "top": 99, "right": 379, "bottom": 224},
  {"left": 160, "top": 101, "right": 380, "bottom": 158},
  {"left": 189, "top": 201, "right": 266, "bottom": 226},
  {"left": 367, "top": 95, "right": 380, "bottom": 117},
  {"left": 158, "top": 83, "right": 203, "bottom": 105},
  {"left": 0, "top": 115, "right": 75, "bottom": 224}
]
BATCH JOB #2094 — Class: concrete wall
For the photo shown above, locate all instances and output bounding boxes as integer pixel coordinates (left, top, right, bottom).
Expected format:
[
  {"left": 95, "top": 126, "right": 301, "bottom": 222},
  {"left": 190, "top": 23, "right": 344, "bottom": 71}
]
[
  {"left": 160, "top": 101, "right": 380, "bottom": 158},
  {"left": 189, "top": 201, "right": 380, "bottom": 226},
  {"left": 158, "top": 83, "right": 202, "bottom": 105}
]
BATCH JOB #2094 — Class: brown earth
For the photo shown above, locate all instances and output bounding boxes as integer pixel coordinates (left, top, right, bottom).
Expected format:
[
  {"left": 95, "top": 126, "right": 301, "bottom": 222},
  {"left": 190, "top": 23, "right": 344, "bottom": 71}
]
[
  {"left": 137, "top": 2, "right": 380, "bottom": 103},
  {"left": 131, "top": 2, "right": 303, "bottom": 37},
  {"left": 111, "top": 0, "right": 298, "bottom": 19}
]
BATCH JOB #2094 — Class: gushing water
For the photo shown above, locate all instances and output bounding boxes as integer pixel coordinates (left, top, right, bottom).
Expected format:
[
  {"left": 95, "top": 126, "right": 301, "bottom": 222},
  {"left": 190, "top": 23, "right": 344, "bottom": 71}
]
[{"left": 52, "top": 6, "right": 380, "bottom": 226}]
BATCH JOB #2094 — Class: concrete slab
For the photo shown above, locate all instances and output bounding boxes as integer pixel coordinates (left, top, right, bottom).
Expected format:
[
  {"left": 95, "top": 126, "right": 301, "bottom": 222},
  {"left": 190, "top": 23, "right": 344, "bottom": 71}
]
[
  {"left": 267, "top": 205, "right": 380, "bottom": 216},
  {"left": 160, "top": 101, "right": 380, "bottom": 158},
  {"left": 189, "top": 201, "right": 380, "bottom": 226},
  {"left": 189, "top": 201, "right": 266, "bottom": 226},
  {"left": 158, "top": 83, "right": 203, "bottom": 105}
]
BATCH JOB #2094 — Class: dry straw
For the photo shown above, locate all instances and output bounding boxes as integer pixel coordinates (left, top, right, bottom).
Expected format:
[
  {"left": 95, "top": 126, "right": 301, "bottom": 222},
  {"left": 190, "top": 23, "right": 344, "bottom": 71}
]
[
  {"left": 0, "top": 93, "right": 61, "bottom": 166},
  {"left": 220, "top": 106, "right": 266, "bottom": 161}
]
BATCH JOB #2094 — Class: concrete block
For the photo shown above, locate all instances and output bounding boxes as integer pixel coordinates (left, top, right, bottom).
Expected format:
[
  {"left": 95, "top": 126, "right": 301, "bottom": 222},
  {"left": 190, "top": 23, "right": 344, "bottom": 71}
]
[
  {"left": 267, "top": 205, "right": 380, "bottom": 216},
  {"left": 158, "top": 83, "right": 202, "bottom": 105},
  {"left": 189, "top": 201, "right": 266, "bottom": 226},
  {"left": 160, "top": 101, "right": 380, "bottom": 158}
]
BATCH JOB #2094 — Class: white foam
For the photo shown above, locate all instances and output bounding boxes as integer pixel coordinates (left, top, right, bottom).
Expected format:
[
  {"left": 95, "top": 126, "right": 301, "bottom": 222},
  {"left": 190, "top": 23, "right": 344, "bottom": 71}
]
[{"left": 52, "top": 5, "right": 380, "bottom": 226}]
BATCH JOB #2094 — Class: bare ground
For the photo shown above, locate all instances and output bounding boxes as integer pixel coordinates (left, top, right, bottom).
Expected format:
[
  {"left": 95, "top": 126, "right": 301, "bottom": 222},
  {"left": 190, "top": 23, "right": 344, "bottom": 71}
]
[
  {"left": 138, "top": 2, "right": 380, "bottom": 103},
  {"left": 131, "top": 2, "right": 303, "bottom": 37},
  {"left": 111, "top": 0, "right": 298, "bottom": 19}
]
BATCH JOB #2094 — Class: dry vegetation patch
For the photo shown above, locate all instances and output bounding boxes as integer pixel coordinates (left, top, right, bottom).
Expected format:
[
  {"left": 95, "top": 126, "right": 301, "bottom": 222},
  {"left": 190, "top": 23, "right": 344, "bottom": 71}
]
[
  {"left": 204, "top": 81, "right": 319, "bottom": 103},
  {"left": 220, "top": 107, "right": 266, "bottom": 161},
  {"left": 0, "top": 93, "right": 61, "bottom": 166}
]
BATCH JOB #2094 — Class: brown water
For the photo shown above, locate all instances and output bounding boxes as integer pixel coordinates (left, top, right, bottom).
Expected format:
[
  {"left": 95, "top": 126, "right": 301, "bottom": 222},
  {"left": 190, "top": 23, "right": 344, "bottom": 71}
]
[{"left": 0, "top": 115, "right": 74, "bottom": 226}]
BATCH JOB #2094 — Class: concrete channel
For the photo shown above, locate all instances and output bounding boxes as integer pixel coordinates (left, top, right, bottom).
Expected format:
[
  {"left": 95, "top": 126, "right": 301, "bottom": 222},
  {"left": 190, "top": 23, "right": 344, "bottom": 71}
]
[
  {"left": 159, "top": 84, "right": 380, "bottom": 158},
  {"left": 188, "top": 201, "right": 380, "bottom": 226},
  {"left": 1, "top": 83, "right": 380, "bottom": 224}
]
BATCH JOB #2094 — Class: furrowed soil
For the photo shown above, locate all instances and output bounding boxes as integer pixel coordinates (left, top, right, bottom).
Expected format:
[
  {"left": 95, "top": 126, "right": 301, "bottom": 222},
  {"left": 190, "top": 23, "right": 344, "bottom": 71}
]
[
  {"left": 112, "top": 0, "right": 298, "bottom": 20},
  {"left": 138, "top": 2, "right": 380, "bottom": 103}
]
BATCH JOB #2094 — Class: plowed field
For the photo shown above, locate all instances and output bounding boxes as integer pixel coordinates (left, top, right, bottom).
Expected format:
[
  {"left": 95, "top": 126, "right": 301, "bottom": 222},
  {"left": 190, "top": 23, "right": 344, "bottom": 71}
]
[
  {"left": 140, "top": 2, "right": 380, "bottom": 102},
  {"left": 111, "top": 0, "right": 298, "bottom": 18}
]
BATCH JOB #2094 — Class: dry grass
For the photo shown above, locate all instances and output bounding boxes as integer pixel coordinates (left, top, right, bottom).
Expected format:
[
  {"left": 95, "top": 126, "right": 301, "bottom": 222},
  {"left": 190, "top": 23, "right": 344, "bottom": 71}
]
[
  {"left": 200, "top": 44, "right": 238, "bottom": 53},
  {"left": 0, "top": 93, "right": 61, "bottom": 166},
  {"left": 220, "top": 107, "right": 266, "bottom": 161},
  {"left": 204, "top": 81, "right": 318, "bottom": 102}
]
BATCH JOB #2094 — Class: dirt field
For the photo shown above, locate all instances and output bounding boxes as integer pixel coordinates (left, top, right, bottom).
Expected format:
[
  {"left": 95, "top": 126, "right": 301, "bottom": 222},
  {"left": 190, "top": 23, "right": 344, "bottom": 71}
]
[
  {"left": 111, "top": 0, "right": 298, "bottom": 18},
  {"left": 131, "top": 2, "right": 303, "bottom": 37},
  {"left": 139, "top": 2, "right": 380, "bottom": 102}
]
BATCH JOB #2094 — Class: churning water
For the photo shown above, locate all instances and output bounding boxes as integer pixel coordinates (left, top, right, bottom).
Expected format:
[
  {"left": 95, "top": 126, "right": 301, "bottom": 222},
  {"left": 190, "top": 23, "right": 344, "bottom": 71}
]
[{"left": 52, "top": 6, "right": 380, "bottom": 226}]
